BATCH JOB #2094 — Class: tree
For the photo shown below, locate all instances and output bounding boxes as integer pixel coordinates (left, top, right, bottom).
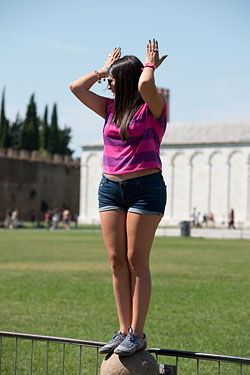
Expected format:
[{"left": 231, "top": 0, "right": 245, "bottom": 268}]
[
  {"left": 9, "top": 113, "right": 23, "bottom": 149},
  {"left": 58, "top": 126, "right": 73, "bottom": 155},
  {"left": 40, "top": 105, "right": 49, "bottom": 150},
  {"left": 0, "top": 89, "right": 9, "bottom": 148},
  {"left": 47, "top": 103, "right": 59, "bottom": 154},
  {"left": 19, "top": 94, "right": 39, "bottom": 151}
]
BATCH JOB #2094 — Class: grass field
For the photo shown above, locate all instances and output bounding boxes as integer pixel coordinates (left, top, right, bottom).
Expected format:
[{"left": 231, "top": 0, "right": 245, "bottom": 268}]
[{"left": 0, "top": 229, "right": 250, "bottom": 374}]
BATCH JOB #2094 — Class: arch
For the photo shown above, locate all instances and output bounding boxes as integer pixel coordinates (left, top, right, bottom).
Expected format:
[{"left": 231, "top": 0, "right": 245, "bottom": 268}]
[
  {"left": 85, "top": 153, "right": 102, "bottom": 217},
  {"left": 189, "top": 151, "right": 203, "bottom": 166},
  {"left": 246, "top": 153, "right": 250, "bottom": 222},
  {"left": 85, "top": 152, "right": 99, "bottom": 165},
  {"left": 189, "top": 152, "right": 209, "bottom": 217},
  {"left": 228, "top": 149, "right": 243, "bottom": 164},
  {"left": 208, "top": 150, "right": 222, "bottom": 165},
  {"left": 210, "top": 152, "right": 227, "bottom": 223},
  {"left": 171, "top": 151, "right": 185, "bottom": 166},
  {"left": 228, "top": 150, "right": 247, "bottom": 222},
  {"left": 170, "top": 152, "right": 189, "bottom": 219}
]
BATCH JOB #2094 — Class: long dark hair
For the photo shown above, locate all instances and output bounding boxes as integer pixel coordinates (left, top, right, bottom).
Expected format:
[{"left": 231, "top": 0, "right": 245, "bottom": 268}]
[{"left": 109, "top": 55, "right": 144, "bottom": 141}]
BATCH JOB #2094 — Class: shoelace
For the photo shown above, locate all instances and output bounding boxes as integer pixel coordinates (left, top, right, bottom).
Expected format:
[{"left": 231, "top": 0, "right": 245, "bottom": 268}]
[
  {"left": 127, "top": 327, "right": 136, "bottom": 342},
  {"left": 112, "top": 330, "right": 120, "bottom": 339}
]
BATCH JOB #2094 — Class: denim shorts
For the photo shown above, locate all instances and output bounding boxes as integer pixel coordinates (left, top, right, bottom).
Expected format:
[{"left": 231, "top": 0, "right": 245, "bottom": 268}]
[{"left": 98, "top": 172, "right": 167, "bottom": 216}]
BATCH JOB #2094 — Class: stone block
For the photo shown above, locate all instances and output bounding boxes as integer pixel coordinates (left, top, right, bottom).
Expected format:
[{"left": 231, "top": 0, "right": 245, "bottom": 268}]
[
  {"left": 53, "top": 153, "right": 63, "bottom": 163},
  {"left": 31, "top": 150, "right": 41, "bottom": 161},
  {"left": 0, "top": 147, "right": 6, "bottom": 157},
  {"left": 44, "top": 153, "right": 53, "bottom": 162},
  {"left": 100, "top": 351, "right": 159, "bottom": 375},
  {"left": 19, "top": 150, "right": 30, "bottom": 159},
  {"left": 64, "top": 155, "right": 72, "bottom": 164},
  {"left": 7, "top": 149, "right": 19, "bottom": 158}
]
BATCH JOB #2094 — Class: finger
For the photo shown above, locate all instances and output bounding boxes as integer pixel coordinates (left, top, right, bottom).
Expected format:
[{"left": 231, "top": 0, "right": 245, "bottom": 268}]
[
  {"left": 114, "top": 47, "right": 121, "bottom": 55},
  {"left": 148, "top": 39, "right": 152, "bottom": 52},
  {"left": 152, "top": 38, "right": 156, "bottom": 50},
  {"left": 159, "top": 54, "right": 168, "bottom": 65}
]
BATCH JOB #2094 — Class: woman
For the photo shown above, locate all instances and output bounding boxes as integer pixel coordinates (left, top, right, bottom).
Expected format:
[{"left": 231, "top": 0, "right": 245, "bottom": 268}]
[{"left": 70, "top": 40, "right": 168, "bottom": 356}]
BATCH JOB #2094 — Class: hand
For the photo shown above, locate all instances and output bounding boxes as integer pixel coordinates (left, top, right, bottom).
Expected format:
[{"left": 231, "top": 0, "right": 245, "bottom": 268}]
[
  {"left": 103, "top": 47, "right": 121, "bottom": 69},
  {"left": 145, "top": 39, "right": 167, "bottom": 69}
]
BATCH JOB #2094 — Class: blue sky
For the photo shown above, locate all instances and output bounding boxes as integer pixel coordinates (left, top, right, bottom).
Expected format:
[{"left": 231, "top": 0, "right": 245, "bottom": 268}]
[{"left": 1, "top": 0, "right": 250, "bottom": 157}]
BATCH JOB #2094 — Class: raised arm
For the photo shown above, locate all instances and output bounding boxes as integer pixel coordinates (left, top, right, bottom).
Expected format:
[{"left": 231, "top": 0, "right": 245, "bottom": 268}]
[
  {"left": 69, "top": 48, "right": 121, "bottom": 119},
  {"left": 138, "top": 40, "right": 168, "bottom": 119}
]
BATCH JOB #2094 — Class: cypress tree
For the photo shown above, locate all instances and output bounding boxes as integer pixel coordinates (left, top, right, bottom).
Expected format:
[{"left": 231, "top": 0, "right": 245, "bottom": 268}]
[
  {"left": 40, "top": 105, "right": 49, "bottom": 150},
  {"left": 47, "top": 103, "right": 59, "bottom": 154},
  {"left": 19, "top": 94, "right": 39, "bottom": 150},
  {"left": 58, "top": 126, "right": 73, "bottom": 155},
  {"left": 9, "top": 113, "right": 23, "bottom": 149},
  {"left": 0, "top": 89, "right": 9, "bottom": 148}
]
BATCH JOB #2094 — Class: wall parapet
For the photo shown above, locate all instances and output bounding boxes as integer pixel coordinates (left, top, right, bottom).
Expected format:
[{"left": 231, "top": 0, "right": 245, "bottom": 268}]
[{"left": 0, "top": 147, "right": 80, "bottom": 167}]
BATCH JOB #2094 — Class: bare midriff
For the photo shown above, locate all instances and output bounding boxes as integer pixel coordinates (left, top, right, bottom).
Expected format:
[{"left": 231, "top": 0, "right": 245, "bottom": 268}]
[{"left": 104, "top": 168, "right": 160, "bottom": 181}]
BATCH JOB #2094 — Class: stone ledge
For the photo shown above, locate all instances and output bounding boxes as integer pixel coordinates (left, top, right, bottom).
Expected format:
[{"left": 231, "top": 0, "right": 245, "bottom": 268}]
[{"left": 0, "top": 147, "right": 80, "bottom": 167}]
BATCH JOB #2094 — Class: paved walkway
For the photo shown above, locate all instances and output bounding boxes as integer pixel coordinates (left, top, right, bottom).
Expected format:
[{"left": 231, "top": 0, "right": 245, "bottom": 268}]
[{"left": 156, "top": 227, "right": 250, "bottom": 239}]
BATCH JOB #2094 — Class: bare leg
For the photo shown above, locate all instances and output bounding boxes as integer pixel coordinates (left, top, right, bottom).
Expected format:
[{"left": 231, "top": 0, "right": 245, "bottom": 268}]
[
  {"left": 126, "top": 212, "right": 162, "bottom": 338},
  {"left": 100, "top": 210, "right": 132, "bottom": 334}
]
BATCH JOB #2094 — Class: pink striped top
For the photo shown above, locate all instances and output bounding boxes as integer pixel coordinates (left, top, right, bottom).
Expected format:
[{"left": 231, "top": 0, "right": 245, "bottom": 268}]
[{"left": 103, "top": 97, "right": 167, "bottom": 174}]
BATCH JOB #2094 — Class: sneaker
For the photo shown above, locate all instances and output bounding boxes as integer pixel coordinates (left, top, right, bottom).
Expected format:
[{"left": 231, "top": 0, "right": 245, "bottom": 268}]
[
  {"left": 99, "top": 331, "right": 126, "bottom": 354},
  {"left": 114, "top": 327, "right": 147, "bottom": 356}
]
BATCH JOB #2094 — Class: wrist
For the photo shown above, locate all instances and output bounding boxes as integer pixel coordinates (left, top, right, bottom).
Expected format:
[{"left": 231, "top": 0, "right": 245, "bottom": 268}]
[
  {"left": 94, "top": 68, "right": 108, "bottom": 83},
  {"left": 142, "top": 63, "right": 156, "bottom": 71},
  {"left": 99, "top": 66, "right": 109, "bottom": 77}
]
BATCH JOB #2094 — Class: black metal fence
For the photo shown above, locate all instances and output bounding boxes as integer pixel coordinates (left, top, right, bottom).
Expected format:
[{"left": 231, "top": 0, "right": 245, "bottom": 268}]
[
  {"left": 148, "top": 348, "right": 250, "bottom": 375},
  {"left": 1, "top": 331, "right": 250, "bottom": 375}
]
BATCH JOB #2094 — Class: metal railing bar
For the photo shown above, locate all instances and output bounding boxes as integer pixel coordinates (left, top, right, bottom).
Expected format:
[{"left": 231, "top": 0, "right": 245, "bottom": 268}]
[
  {"left": 148, "top": 348, "right": 250, "bottom": 365},
  {"left": 96, "top": 347, "right": 99, "bottom": 375},
  {"left": 0, "top": 336, "right": 2, "bottom": 375},
  {"left": 79, "top": 345, "right": 82, "bottom": 375},
  {"left": 46, "top": 342, "right": 49, "bottom": 375},
  {"left": 30, "top": 340, "right": 33, "bottom": 375},
  {"left": 62, "top": 343, "right": 65, "bottom": 375},
  {"left": 218, "top": 360, "right": 220, "bottom": 375},
  {"left": 240, "top": 363, "right": 242, "bottom": 375},
  {"left": 0, "top": 331, "right": 106, "bottom": 348},
  {"left": 14, "top": 338, "right": 17, "bottom": 375},
  {"left": 197, "top": 359, "right": 199, "bottom": 375},
  {"left": 176, "top": 356, "right": 178, "bottom": 375}
]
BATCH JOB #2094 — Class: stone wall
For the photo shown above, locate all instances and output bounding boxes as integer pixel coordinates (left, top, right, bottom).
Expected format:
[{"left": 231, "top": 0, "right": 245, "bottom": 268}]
[{"left": 0, "top": 148, "right": 80, "bottom": 221}]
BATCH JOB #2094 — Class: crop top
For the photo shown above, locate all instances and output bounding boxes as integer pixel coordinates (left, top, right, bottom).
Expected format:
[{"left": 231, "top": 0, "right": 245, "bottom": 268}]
[{"left": 103, "top": 97, "right": 167, "bottom": 174}]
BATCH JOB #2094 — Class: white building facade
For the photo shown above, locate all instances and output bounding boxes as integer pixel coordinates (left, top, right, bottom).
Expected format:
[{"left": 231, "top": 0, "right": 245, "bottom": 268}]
[{"left": 79, "top": 121, "right": 250, "bottom": 227}]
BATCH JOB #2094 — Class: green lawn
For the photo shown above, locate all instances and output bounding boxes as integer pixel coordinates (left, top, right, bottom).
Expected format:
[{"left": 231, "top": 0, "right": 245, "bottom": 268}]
[{"left": 0, "top": 229, "right": 250, "bottom": 374}]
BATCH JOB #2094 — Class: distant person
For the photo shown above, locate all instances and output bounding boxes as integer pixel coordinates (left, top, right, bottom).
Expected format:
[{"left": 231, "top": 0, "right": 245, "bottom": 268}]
[
  {"left": 202, "top": 213, "right": 208, "bottom": 227},
  {"left": 70, "top": 40, "right": 167, "bottom": 356},
  {"left": 73, "top": 213, "right": 79, "bottom": 229},
  {"left": 50, "top": 211, "right": 60, "bottom": 231},
  {"left": 62, "top": 209, "right": 70, "bottom": 230},
  {"left": 10, "top": 209, "right": 19, "bottom": 229},
  {"left": 5, "top": 209, "right": 12, "bottom": 229},
  {"left": 207, "top": 212, "right": 215, "bottom": 227},
  {"left": 31, "top": 211, "right": 36, "bottom": 227},
  {"left": 195, "top": 211, "right": 201, "bottom": 228},
  {"left": 191, "top": 207, "right": 197, "bottom": 227},
  {"left": 44, "top": 211, "right": 52, "bottom": 229},
  {"left": 228, "top": 209, "right": 236, "bottom": 229}
]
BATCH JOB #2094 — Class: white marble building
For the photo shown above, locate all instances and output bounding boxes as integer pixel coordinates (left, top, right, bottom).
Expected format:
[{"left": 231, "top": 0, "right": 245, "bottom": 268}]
[{"left": 79, "top": 121, "right": 250, "bottom": 227}]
